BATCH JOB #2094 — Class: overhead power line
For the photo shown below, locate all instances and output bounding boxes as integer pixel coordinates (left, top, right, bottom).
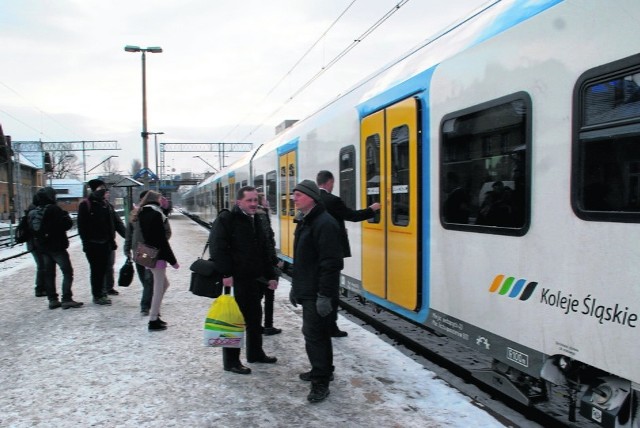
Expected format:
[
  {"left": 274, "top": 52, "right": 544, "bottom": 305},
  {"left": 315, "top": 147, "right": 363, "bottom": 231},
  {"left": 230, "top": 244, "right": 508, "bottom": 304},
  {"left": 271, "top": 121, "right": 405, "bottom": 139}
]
[{"left": 238, "top": 0, "right": 412, "bottom": 143}]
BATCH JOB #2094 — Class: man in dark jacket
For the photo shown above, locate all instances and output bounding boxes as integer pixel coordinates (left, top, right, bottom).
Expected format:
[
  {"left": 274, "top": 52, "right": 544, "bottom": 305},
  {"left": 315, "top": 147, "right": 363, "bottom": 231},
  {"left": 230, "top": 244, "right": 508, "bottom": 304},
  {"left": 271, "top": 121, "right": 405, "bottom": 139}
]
[
  {"left": 289, "top": 179, "right": 343, "bottom": 403},
  {"left": 31, "top": 187, "right": 82, "bottom": 309},
  {"left": 316, "top": 170, "right": 380, "bottom": 337},
  {"left": 209, "top": 186, "right": 279, "bottom": 375},
  {"left": 25, "top": 194, "right": 46, "bottom": 297},
  {"left": 77, "top": 179, "right": 125, "bottom": 305}
]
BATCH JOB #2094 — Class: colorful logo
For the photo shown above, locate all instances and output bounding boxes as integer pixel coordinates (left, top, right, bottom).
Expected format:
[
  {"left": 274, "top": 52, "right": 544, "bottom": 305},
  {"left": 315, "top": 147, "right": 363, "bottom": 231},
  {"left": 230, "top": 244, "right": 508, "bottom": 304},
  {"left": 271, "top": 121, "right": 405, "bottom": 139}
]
[{"left": 489, "top": 274, "right": 538, "bottom": 301}]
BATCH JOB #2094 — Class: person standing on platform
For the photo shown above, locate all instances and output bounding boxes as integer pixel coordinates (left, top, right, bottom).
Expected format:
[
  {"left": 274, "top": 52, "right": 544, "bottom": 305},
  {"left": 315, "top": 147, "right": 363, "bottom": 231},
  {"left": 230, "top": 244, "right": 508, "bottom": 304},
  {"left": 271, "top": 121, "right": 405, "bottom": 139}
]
[
  {"left": 25, "top": 194, "right": 46, "bottom": 298},
  {"left": 316, "top": 170, "right": 380, "bottom": 337},
  {"left": 209, "top": 186, "right": 279, "bottom": 375},
  {"left": 102, "top": 187, "right": 126, "bottom": 297},
  {"left": 289, "top": 179, "right": 343, "bottom": 403},
  {"left": 135, "top": 191, "right": 178, "bottom": 331},
  {"left": 124, "top": 190, "right": 155, "bottom": 315},
  {"left": 77, "top": 179, "right": 124, "bottom": 306},
  {"left": 256, "top": 192, "right": 282, "bottom": 336},
  {"left": 30, "top": 187, "right": 82, "bottom": 310}
]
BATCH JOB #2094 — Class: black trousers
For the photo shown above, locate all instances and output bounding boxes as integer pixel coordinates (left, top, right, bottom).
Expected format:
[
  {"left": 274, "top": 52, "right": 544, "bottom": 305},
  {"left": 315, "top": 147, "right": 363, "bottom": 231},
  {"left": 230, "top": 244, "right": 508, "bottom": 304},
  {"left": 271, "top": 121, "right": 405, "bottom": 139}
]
[
  {"left": 134, "top": 262, "right": 154, "bottom": 311},
  {"left": 83, "top": 243, "right": 111, "bottom": 299},
  {"left": 262, "top": 285, "right": 275, "bottom": 328},
  {"left": 301, "top": 298, "right": 333, "bottom": 384},
  {"left": 223, "top": 279, "right": 266, "bottom": 368}
]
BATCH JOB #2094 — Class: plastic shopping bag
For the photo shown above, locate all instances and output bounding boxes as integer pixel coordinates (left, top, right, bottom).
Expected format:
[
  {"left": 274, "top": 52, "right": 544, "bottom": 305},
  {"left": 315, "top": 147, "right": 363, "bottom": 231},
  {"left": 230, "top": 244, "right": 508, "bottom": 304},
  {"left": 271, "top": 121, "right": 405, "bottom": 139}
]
[{"left": 203, "top": 290, "right": 245, "bottom": 348}]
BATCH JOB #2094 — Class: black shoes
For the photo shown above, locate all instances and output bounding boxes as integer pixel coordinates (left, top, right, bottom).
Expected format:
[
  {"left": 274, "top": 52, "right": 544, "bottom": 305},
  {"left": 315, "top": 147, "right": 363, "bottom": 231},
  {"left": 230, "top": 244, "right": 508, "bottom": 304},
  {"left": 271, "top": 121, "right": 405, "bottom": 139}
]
[
  {"left": 141, "top": 309, "right": 149, "bottom": 316},
  {"left": 247, "top": 355, "right": 277, "bottom": 364},
  {"left": 48, "top": 300, "right": 62, "bottom": 309},
  {"left": 224, "top": 364, "right": 251, "bottom": 375},
  {"left": 106, "top": 289, "right": 119, "bottom": 295},
  {"left": 35, "top": 290, "right": 47, "bottom": 297},
  {"left": 331, "top": 329, "right": 348, "bottom": 338},
  {"left": 307, "top": 382, "right": 330, "bottom": 403},
  {"left": 61, "top": 300, "right": 84, "bottom": 309},
  {"left": 148, "top": 319, "right": 167, "bottom": 331},
  {"left": 299, "top": 371, "right": 334, "bottom": 382},
  {"left": 93, "top": 297, "right": 112, "bottom": 305},
  {"left": 263, "top": 327, "right": 282, "bottom": 336}
]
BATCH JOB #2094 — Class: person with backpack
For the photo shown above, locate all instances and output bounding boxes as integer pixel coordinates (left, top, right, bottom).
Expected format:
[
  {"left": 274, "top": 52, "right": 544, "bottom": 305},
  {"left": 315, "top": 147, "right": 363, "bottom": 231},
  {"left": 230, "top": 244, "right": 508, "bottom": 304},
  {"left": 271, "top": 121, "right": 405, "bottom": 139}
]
[
  {"left": 77, "top": 179, "right": 125, "bottom": 306},
  {"left": 20, "top": 195, "right": 46, "bottom": 297},
  {"left": 30, "top": 187, "right": 82, "bottom": 310}
]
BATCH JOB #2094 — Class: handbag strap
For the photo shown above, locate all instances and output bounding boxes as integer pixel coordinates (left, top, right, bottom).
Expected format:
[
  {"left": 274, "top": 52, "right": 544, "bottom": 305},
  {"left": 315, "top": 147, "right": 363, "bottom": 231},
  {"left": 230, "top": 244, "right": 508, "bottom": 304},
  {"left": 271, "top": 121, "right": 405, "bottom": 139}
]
[{"left": 201, "top": 241, "right": 209, "bottom": 259}]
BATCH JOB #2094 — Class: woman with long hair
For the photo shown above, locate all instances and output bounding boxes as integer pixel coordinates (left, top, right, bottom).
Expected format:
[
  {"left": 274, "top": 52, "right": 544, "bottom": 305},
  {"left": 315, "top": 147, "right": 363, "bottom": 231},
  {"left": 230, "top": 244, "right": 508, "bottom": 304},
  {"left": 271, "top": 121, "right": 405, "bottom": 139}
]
[{"left": 132, "top": 190, "right": 179, "bottom": 331}]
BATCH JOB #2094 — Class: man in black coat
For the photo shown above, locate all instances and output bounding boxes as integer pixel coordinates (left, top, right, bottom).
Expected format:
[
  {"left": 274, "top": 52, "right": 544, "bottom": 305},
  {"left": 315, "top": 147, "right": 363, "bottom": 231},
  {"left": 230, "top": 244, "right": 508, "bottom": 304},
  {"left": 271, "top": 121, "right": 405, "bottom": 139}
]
[
  {"left": 77, "top": 179, "right": 125, "bottom": 305},
  {"left": 209, "top": 186, "right": 279, "bottom": 375},
  {"left": 31, "top": 187, "right": 83, "bottom": 310},
  {"left": 316, "top": 170, "right": 381, "bottom": 337},
  {"left": 290, "top": 179, "right": 343, "bottom": 403}
]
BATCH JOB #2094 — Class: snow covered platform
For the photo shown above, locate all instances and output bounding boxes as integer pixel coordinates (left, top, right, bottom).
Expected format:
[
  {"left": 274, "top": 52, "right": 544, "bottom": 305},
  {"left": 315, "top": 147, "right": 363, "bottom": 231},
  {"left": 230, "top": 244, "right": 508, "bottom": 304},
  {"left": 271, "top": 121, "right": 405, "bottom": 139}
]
[{"left": 0, "top": 214, "right": 504, "bottom": 427}]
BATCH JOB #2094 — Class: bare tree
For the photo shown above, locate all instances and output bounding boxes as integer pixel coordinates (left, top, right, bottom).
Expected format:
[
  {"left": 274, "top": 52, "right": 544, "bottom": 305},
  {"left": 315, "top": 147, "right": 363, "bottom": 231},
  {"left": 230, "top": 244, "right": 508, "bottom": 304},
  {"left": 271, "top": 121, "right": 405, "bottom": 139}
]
[
  {"left": 101, "top": 157, "right": 120, "bottom": 175},
  {"left": 130, "top": 159, "right": 142, "bottom": 176},
  {"left": 51, "top": 147, "right": 82, "bottom": 179}
]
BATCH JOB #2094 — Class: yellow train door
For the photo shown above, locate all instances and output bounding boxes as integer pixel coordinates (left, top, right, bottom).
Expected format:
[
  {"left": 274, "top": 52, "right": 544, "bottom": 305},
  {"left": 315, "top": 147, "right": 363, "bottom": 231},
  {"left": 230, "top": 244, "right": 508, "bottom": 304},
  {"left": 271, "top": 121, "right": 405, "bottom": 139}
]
[
  {"left": 361, "top": 97, "right": 420, "bottom": 311},
  {"left": 278, "top": 151, "right": 297, "bottom": 258}
]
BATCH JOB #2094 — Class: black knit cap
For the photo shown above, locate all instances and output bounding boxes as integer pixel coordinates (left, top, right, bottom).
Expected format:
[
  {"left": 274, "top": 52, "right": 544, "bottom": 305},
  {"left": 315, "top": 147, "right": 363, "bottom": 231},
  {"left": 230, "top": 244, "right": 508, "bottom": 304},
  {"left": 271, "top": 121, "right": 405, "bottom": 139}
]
[
  {"left": 88, "top": 179, "right": 106, "bottom": 192},
  {"left": 293, "top": 179, "right": 321, "bottom": 203}
]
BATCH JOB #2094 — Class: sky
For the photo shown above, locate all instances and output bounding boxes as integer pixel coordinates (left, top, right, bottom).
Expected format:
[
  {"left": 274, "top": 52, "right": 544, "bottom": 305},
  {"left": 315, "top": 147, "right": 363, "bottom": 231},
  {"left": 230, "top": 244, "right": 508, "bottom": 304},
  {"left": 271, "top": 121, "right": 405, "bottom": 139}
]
[{"left": 0, "top": 0, "right": 488, "bottom": 179}]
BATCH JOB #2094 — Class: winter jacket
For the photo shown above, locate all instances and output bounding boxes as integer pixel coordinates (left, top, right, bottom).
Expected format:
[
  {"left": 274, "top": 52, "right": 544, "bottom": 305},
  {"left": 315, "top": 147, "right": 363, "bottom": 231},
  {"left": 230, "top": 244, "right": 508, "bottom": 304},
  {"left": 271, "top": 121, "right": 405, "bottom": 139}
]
[
  {"left": 319, "top": 189, "right": 375, "bottom": 258},
  {"left": 77, "top": 192, "right": 126, "bottom": 250},
  {"left": 208, "top": 206, "right": 277, "bottom": 281},
  {"left": 138, "top": 203, "right": 177, "bottom": 266},
  {"left": 124, "top": 206, "right": 171, "bottom": 255},
  {"left": 32, "top": 187, "right": 73, "bottom": 252},
  {"left": 291, "top": 203, "right": 343, "bottom": 300}
]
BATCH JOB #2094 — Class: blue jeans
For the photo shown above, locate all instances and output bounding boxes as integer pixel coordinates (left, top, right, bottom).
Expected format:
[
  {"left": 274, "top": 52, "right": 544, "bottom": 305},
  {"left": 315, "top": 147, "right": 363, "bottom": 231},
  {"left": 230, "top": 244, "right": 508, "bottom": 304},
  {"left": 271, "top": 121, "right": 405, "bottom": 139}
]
[
  {"left": 42, "top": 250, "right": 74, "bottom": 302},
  {"left": 31, "top": 249, "right": 46, "bottom": 294},
  {"left": 134, "top": 262, "right": 154, "bottom": 311}
]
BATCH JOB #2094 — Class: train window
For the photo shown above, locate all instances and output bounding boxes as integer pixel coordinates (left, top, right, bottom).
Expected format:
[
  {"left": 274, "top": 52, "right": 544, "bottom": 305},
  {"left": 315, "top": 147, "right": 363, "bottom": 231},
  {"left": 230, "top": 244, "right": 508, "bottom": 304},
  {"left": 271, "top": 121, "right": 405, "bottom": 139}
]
[
  {"left": 573, "top": 56, "right": 640, "bottom": 222},
  {"left": 365, "top": 134, "right": 381, "bottom": 224},
  {"left": 339, "top": 146, "right": 356, "bottom": 209},
  {"left": 223, "top": 185, "right": 229, "bottom": 209},
  {"left": 441, "top": 93, "right": 531, "bottom": 235},
  {"left": 254, "top": 175, "right": 264, "bottom": 193},
  {"left": 266, "top": 170, "right": 277, "bottom": 215},
  {"left": 391, "top": 126, "right": 410, "bottom": 226}
]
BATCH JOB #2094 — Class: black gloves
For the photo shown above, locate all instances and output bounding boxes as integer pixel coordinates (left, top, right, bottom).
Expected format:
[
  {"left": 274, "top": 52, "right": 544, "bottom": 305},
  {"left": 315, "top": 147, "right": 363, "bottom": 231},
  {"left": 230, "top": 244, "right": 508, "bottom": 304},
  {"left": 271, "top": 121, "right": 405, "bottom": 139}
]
[{"left": 316, "top": 295, "right": 332, "bottom": 317}]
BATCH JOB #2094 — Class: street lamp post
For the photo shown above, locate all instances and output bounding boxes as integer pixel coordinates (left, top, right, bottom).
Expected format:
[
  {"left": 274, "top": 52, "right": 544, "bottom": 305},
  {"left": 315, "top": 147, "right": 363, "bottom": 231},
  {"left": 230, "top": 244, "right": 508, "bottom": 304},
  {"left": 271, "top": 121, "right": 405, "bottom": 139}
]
[
  {"left": 148, "top": 132, "right": 164, "bottom": 191},
  {"left": 124, "top": 45, "right": 163, "bottom": 190}
]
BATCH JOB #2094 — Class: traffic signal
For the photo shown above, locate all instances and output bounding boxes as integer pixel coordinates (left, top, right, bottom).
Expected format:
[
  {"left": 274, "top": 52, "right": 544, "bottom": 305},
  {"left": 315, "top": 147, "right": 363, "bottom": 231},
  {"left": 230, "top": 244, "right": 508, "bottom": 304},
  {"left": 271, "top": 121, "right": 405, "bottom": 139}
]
[{"left": 44, "top": 152, "right": 53, "bottom": 172}]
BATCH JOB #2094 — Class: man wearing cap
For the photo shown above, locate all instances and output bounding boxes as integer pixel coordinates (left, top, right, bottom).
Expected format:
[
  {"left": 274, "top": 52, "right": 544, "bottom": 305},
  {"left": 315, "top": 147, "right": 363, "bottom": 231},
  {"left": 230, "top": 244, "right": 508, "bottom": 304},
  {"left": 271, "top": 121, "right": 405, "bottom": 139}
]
[
  {"left": 316, "top": 170, "right": 381, "bottom": 337},
  {"left": 77, "top": 179, "right": 126, "bottom": 305},
  {"left": 289, "top": 179, "right": 343, "bottom": 403}
]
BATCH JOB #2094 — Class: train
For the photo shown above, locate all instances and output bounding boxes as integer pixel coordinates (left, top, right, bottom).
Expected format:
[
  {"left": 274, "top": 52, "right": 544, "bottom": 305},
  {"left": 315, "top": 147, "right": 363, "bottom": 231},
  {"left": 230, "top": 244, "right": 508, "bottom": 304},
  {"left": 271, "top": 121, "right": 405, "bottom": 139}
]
[{"left": 183, "top": 1, "right": 640, "bottom": 426}]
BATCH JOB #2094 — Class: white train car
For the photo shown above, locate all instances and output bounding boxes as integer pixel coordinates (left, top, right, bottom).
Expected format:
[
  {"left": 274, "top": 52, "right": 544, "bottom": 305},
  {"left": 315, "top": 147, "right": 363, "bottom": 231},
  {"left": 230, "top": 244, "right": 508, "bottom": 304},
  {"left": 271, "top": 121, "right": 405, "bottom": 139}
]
[{"left": 184, "top": 1, "right": 640, "bottom": 425}]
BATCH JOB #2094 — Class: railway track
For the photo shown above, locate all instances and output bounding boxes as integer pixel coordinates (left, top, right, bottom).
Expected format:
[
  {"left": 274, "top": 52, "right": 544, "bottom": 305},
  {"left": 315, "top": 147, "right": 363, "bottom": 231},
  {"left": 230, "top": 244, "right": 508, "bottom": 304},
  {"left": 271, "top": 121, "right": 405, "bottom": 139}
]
[{"left": 179, "top": 209, "right": 602, "bottom": 428}]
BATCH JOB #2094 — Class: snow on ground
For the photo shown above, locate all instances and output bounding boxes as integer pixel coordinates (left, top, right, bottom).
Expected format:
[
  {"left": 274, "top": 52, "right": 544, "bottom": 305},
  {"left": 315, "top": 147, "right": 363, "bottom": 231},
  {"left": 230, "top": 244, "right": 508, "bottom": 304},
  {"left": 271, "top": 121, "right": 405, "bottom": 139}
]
[{"left": 0, "top": 214, "right": 504, "bottom": 428}]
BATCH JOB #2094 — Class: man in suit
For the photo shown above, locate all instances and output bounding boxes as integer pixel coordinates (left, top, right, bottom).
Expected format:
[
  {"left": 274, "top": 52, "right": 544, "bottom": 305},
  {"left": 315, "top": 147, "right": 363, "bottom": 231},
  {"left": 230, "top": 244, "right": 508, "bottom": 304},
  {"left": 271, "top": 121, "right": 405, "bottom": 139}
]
[{"left": 316, "top": 170, "right": 381, "bottom": 337}]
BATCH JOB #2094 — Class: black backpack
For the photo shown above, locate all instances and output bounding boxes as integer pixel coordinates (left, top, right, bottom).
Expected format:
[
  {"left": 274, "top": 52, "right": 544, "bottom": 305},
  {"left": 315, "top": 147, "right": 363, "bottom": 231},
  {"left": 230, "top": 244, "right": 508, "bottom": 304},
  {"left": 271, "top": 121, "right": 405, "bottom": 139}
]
[
  {"left": 28, "top": 205, "right": 50, "bottom": 242},
  {"left": 14, "top": 213, "right": 31, "bottom": 244}
]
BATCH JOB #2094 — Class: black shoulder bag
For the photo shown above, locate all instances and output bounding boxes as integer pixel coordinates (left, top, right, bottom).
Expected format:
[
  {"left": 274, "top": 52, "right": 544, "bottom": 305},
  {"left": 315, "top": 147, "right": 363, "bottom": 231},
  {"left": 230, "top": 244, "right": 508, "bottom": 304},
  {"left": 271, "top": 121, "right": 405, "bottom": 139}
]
[{"left": 189, "top": 242, "right": 222, "bottom": 298}]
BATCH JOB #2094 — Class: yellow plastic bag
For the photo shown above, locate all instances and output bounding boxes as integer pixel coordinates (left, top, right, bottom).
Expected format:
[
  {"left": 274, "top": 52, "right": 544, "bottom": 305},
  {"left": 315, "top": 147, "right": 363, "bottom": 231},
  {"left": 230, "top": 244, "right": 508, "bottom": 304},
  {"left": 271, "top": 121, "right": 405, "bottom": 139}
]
[{"left": 203, "top": 293, "right": 245, "bottom": 348}]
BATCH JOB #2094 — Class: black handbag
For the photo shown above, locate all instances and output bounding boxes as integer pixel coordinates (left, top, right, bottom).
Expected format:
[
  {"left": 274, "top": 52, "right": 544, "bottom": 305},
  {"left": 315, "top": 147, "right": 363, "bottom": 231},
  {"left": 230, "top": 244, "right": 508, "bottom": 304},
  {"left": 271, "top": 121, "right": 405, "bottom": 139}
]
[
  {"left": 118, "top": 257, "right": 134, "bottom": 287},
  {"left": 189, "top": 242, "right": 223, "bottom": 298}
]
